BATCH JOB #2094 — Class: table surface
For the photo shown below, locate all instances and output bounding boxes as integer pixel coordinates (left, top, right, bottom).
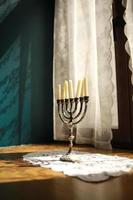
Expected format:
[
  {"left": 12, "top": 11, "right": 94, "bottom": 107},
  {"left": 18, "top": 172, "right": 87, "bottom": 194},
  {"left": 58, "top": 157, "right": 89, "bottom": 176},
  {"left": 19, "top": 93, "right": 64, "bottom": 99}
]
[{"left": 0, "top": 144, "right": 133, "bottom": 200}]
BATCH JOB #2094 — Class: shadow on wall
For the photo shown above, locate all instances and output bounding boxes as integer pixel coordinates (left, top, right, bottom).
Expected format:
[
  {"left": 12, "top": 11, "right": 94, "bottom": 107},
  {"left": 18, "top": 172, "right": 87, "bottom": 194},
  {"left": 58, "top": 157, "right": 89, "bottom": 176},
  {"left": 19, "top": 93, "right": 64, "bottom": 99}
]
[{"left": 0, "top": 0, "right": 55, "bottom": 146}]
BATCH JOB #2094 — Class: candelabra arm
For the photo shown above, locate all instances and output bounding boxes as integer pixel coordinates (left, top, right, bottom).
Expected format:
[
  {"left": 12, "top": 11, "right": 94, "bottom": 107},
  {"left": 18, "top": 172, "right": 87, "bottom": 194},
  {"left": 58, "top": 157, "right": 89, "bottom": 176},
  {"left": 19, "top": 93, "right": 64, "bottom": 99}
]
[
  {"left": 73, "top": 98, "right": 84, "bottom": 119},
  {"left": 65, "top": 99, "right": 75, "bottom": 114},
  {"left": 73, "top": 104, "right": 87, "bottom": 125},
  {"left": 72, "top": 98, "right": 79, "bottom": 114},
  {"left": 57, "top": 100, "right": 69, "bottom": 124},
  {"left": 58, "top": 113, "right": 69, "bottom": 124},
  {"left": 73, "top": 97, "right": 89, "bottom": 125},
  {"left": 61, "top": 102, "right": 70, "bottom": 120}
]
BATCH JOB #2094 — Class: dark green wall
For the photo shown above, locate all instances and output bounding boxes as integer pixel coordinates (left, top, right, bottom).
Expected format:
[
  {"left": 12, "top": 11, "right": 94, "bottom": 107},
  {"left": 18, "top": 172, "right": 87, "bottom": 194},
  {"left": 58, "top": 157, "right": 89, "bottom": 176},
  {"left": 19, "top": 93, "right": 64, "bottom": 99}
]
[{"left": 0, "top": 0, "right": 54, "bottom": 146}]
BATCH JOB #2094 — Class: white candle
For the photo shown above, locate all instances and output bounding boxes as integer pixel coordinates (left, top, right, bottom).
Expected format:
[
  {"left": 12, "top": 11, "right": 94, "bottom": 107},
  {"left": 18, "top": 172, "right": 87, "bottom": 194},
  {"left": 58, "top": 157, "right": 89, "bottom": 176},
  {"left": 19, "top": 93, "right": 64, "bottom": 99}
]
[
  {"left": 81, "top": 81, "right": 85, "bottom": 97},
  {"left": 57, "top": 84, "right": 61, "bottom": 99},
  {"left": 62, "top": 84, "right": 65, "bottom": 99},
  {"left": 76, "top": 80, "right": 82, "bottom": 97},
  {"left": 84, "top": 77, "right": 89, "bottom": 96},
  {"left": 64, "top": 80, "right": 69, "bottom": 99},
  {"left": 69, "top": 80, "right": 74, "bottom": 98}
]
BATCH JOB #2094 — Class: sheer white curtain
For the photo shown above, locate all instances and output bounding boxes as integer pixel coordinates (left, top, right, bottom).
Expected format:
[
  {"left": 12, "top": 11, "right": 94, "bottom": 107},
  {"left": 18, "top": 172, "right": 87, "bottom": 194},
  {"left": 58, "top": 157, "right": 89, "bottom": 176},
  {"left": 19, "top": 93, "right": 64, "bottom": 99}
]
[
  {"left": 122, "top": 0, "right": 133, "bottom": 86},
  {"left": 53, "top": 0, "right": 117, "bottom": 149}
]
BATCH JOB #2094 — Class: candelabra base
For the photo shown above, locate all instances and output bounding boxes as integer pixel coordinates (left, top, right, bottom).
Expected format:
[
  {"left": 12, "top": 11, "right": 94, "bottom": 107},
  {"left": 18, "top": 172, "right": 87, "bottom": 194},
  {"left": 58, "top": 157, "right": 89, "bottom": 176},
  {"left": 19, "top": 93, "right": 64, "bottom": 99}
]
[
  {"left": 60, "top": 134, "right": 75, "bottom": 162},
  {"left": 60, "top": 153, "right": 75, "bottom": 162}
]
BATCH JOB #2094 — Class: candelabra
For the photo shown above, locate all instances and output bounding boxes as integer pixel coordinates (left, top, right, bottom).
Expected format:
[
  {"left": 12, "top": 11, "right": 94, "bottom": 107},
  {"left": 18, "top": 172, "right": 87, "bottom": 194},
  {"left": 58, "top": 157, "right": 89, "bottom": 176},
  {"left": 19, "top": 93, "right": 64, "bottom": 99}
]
[{"left": 57, "top": 96, "right": 89, "bottom": 162}]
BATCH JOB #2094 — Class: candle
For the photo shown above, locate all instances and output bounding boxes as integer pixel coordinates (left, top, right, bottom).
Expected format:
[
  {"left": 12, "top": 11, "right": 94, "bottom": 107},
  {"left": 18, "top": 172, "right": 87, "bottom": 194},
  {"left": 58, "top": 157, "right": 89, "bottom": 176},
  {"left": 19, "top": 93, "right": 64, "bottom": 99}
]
[
  {"left": 76, "top": 80, "right": 82, "bottom": 97},
  {"left": 81, "top": 80, "right": 85, "bottom": 97},
  {"left": 69, "top": 80, "right": 74, "bottom": 98},
  {"left": 57, "top": 84, "right": 61, "bottom": 99},
  {"left": 62, "top": 84, "right": 65, "bottom": 99},
  {"left": 64, "top": 80, "right": 69, "bottom": 99},
  {"left": 84, "top": 77, "right": 89, "bottom": 96}
]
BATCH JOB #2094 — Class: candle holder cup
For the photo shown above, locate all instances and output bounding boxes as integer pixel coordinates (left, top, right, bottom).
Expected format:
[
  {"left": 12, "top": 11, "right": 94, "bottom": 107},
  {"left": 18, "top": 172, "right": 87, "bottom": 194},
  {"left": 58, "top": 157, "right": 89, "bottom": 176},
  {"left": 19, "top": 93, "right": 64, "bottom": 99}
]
[{"left": 57, "top": 96, "right": 89, "bottom": 162}]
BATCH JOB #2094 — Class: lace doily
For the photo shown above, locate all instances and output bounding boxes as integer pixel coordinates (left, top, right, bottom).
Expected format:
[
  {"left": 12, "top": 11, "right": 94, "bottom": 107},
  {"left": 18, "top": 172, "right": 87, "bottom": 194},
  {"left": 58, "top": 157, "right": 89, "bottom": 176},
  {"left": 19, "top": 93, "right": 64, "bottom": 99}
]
[{"left": 23, "top": 151, "right": 133, "bottom": 182}]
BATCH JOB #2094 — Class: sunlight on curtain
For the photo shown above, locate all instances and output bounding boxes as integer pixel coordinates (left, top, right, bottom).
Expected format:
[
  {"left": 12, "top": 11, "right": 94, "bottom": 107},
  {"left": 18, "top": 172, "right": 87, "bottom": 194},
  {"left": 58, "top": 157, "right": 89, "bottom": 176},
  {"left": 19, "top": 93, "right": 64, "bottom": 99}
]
[{"left": 53, "top": 0, "right": 118, "bottom": 149}]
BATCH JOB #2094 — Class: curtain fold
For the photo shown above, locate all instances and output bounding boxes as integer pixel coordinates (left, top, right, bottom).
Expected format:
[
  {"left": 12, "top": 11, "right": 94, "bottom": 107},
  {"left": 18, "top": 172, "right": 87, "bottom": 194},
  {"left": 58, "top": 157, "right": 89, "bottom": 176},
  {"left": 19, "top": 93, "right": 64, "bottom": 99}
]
[{"left": 54, "top": 0, "right": 116, "bottom": 149}]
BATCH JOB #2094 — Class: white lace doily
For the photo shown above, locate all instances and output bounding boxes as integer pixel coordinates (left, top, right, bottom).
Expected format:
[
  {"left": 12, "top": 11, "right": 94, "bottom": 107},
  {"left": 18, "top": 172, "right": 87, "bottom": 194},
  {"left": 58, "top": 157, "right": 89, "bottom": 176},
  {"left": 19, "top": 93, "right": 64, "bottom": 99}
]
[{"left": 23, "top": 151, "right": 133, "bottom": 182}]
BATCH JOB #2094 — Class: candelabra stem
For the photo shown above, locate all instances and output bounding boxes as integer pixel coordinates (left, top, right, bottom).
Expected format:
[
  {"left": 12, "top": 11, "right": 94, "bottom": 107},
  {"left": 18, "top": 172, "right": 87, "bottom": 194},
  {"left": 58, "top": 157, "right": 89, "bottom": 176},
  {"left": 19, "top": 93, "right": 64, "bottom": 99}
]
[
  {"left": 60, "top": 120, "right": 75, "bottom": 162},
  {"left": 66, "top": 123, "right": 75, "bottom": 155}
]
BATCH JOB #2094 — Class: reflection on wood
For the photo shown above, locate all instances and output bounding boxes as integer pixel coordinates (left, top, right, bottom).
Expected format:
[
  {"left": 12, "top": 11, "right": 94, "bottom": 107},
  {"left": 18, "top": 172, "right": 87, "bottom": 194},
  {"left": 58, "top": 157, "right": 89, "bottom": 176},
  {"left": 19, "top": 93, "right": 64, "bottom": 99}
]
[{"left": 0, "top": 144, "right": 133, "bottom": 200}]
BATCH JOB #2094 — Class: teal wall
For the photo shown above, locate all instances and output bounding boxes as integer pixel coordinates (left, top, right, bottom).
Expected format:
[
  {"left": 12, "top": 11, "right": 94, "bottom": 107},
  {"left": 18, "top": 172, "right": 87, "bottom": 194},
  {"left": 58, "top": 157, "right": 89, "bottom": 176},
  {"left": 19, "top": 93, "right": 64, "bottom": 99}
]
[{"left": 0, "top": 0, "right": 54, "bottom": 146}]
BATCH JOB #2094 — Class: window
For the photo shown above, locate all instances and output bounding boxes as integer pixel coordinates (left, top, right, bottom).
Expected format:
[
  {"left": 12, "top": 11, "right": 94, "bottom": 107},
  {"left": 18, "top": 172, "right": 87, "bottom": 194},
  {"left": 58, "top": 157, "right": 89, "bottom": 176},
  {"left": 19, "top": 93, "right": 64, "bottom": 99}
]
[{"left": 112, "top": 0, "right": 133, "bottom": 148}]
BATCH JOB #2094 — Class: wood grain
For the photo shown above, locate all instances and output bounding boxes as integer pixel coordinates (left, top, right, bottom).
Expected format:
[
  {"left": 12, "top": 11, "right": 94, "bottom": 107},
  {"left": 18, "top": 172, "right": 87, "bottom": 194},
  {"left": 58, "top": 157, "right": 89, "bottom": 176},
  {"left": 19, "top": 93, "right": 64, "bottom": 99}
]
[{"left": 0, "top": 144, "right": 133, "bottom": 200}]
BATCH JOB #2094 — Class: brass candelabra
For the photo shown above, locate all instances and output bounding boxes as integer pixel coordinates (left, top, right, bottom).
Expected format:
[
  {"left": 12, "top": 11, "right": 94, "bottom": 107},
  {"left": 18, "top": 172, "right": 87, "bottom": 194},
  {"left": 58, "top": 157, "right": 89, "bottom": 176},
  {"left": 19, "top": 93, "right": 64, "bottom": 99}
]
[{"left": 57, "top": 96, "right": 89, "bottom": 162}]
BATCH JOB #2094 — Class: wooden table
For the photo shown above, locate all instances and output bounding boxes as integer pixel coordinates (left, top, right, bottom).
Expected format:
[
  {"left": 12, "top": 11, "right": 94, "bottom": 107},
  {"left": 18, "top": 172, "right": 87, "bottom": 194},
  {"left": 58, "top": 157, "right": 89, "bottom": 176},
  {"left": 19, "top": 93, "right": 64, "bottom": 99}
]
[{"left": 0, "top": 144, "right": 133, "bottom": 200}]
